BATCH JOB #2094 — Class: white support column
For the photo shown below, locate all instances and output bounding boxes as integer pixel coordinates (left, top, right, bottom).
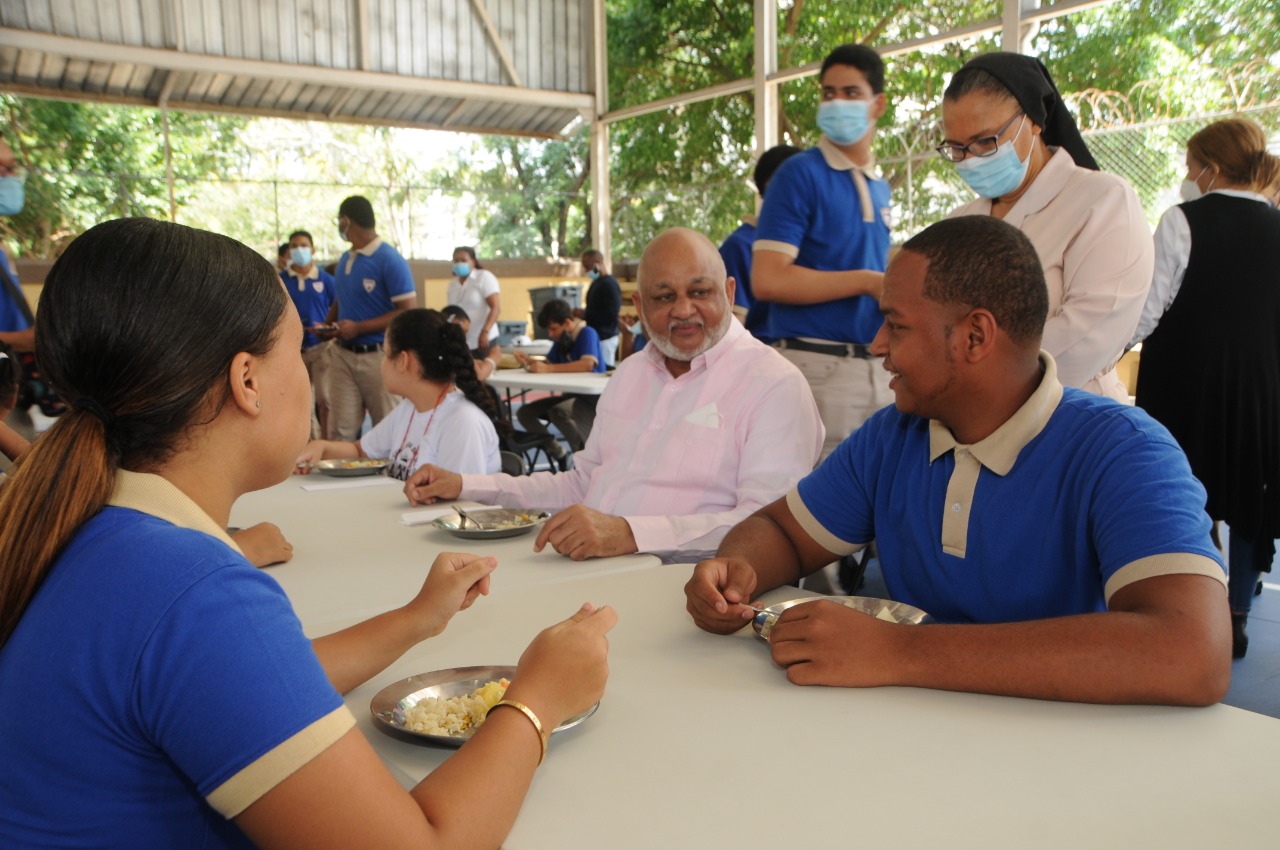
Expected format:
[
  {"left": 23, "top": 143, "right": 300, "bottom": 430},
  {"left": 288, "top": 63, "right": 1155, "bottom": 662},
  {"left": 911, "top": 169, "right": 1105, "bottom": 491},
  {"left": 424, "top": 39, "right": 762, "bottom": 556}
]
[
  {"left": 753, "top": 0, "right": 778, "bottom": 156},
  {"left": 1002, "top": 0, "right": 1042, "bottom": 53},
  {"left": 590, "top": 0, "right": 611, "bottom": 266},
  {"left": 158, "top": 73, "right": 176, "bottom": 222}
]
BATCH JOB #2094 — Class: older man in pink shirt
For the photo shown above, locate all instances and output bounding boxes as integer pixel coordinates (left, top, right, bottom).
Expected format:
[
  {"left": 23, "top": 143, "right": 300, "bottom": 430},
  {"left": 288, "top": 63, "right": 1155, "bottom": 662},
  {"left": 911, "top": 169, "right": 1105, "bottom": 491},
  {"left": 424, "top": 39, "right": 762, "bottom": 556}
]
[{"left": 404, "top": 227, "right": 824, "bottom": 561}]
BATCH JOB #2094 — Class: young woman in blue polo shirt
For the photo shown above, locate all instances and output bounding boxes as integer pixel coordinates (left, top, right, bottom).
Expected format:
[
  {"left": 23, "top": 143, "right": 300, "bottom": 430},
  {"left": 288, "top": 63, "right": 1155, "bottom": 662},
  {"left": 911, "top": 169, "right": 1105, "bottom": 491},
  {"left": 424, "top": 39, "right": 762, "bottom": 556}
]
[
  {"left": 0, "top": 218, "right": 616, "bottom": 849},
  {"left": 296, "top": 308, "right": 506, "bottom": 480}
]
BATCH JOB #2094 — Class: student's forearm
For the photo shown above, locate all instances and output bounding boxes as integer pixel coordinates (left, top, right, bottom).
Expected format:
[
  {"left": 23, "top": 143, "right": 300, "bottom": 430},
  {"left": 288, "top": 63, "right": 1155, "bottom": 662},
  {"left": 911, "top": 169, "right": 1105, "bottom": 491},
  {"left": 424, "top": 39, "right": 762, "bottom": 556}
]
[
  {"left": 311, "top": 607, "right": 426, "bottom": 695},
  {"left": 752, "top": 251, "right": 883, "bottom": 305},
  {"left": 880, "top": 593, "right": 1228, "bottom": 705},
  {"left": 543, "top": 359, "right": 597, "bottom": 373},
  {"left": 0, "top": 327, "right": 35, "bottom": 352},
  {"left": 716, "top": 514, "right": 811, "bottom": 592},
  {"left": 0, "top": 422, "right": 30, "bottom": 460}
]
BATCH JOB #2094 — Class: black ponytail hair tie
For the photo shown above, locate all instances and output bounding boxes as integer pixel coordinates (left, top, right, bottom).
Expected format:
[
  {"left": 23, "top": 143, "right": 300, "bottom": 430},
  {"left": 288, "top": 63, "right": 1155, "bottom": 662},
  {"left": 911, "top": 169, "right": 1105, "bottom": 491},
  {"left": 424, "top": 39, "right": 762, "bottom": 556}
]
[{"left": 76, "top": 396, "right": 116, "bottom": 428}]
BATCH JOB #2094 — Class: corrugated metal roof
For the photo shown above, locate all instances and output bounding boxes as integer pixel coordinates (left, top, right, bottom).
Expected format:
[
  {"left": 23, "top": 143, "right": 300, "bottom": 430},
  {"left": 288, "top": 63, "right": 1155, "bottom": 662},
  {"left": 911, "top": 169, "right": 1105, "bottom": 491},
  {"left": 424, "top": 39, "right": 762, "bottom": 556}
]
[{"left": 0, "top": 0, "right": 596, "bottom": 138}]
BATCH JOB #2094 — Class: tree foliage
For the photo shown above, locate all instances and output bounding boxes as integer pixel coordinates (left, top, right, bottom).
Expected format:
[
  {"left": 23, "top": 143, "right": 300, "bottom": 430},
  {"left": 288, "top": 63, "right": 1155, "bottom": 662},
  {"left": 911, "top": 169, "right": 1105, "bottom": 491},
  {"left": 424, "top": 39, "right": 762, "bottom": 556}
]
[{"left": 0, "top": 95, "right": 243, "bottom": 258}]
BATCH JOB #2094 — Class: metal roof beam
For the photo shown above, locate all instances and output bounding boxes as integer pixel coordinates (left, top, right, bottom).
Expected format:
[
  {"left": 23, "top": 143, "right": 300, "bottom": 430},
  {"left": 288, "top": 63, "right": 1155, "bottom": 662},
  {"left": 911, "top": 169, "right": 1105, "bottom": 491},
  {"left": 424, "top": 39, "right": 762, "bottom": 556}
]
[{"left": 0, "top": 27, "right": 593, "bottom": 110}]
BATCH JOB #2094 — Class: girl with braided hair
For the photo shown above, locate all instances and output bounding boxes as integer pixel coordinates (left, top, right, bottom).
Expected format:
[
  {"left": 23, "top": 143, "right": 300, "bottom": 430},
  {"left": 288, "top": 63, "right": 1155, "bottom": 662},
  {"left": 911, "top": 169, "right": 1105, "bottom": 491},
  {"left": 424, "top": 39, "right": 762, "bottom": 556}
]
[{"left": 297, "top": 308, "right": 501, "bottom": 480}]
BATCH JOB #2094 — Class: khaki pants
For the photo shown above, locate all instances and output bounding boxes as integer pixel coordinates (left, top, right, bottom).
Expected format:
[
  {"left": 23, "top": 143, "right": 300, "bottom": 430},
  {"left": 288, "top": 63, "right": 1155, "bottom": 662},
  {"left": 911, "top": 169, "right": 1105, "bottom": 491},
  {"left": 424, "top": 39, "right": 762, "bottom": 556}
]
[
  {"left": 302, "top": 341, "right": 333, "bottom": 440},
  {"left": 325, "top": 344, "right": 397, "bottom": 441},
  {"left": 777, "top": 347, "right": 893, "bottom": 460}
]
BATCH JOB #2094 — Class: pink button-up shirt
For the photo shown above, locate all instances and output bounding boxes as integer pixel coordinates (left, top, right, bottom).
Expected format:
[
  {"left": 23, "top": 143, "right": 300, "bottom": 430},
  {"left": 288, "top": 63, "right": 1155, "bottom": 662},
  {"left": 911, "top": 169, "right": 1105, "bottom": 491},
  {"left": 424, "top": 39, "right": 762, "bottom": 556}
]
[{"left": 461, "top": 320, "right": 824, "bottom": 559}]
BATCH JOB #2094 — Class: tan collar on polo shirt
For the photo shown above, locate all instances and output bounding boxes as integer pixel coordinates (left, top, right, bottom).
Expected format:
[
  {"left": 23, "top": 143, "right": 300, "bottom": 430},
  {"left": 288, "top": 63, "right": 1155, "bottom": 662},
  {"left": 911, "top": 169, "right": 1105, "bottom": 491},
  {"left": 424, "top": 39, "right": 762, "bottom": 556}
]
[
  {"left": 818, "top": 137, "right": 877, "bottom": 224},
  {"left": 108, "top": 470, "right": 243, "bottom": 555},
  {"left": 927, "top": 352, "right": 1063, "bottom": 557},
  {"left": 343, "top": 236, "right": 383, "bottom": 275},
  {"left": 284, "top": 264, "right": 319, "bottom": 290}
]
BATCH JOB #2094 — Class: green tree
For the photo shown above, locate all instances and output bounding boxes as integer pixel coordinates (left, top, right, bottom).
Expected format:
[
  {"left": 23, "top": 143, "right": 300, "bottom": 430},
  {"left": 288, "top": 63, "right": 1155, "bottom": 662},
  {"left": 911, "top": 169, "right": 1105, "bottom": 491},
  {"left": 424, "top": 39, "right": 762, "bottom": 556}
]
[{"left": 1, "top": 95, "right": 243, "bottom": 259}]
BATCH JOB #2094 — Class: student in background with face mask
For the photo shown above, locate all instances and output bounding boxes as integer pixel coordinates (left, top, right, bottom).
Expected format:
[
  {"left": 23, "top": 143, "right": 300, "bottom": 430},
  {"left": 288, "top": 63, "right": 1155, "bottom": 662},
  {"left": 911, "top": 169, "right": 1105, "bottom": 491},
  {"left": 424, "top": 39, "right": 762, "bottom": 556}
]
[
  {"left": 580, "top": 249, "right": 621, "bottom": 367},
  {"left": 1129, "top": 118, "right": 1280, "bottom": 660},
  {"left": 446, "top": 246, "right": 501, "bottom": 354},
  {"left": 752, "top": 43, "right": 893, "bottom": 462},
  {"left": 281, "top": 229, "right": 336, "bottom": 439},
  {"left": 940, "top": 52, "right": 1153, "bottom": 402}
]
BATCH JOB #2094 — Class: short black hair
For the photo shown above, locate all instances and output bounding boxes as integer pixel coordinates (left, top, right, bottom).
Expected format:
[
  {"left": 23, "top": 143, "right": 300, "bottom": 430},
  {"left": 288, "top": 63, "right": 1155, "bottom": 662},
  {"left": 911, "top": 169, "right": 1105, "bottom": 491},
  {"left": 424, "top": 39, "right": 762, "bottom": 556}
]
[
  {"left": 338, "top": 196, "right": 375, "bottom": 229},
  {"left": 277, "top": 242, "right": 289, "bottom": 258},
  {"left": 537, "top": 298, "right": 573, "bottom": 329},
  {"left": 288, "top": 230, "right": 313, "bottom": 244},
  {"left": 441, "top": 304, "right": 470, "bottom": 324},
  {"left": 753, "top": 145, "right": 803, "bottom": 197},
  {"left": 901, "top": 216, "right": 1047, "bottom": 346},
  {"left": 820, "top": 44, "right": 885, "bottom": 94}
]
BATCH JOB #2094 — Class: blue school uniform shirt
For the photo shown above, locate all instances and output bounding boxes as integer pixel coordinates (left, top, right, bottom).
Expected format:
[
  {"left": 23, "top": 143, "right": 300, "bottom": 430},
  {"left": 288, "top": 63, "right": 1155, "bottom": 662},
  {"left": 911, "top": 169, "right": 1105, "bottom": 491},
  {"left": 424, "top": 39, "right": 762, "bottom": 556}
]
[
  {"left": 281, "top": 265, "right": 337, "bottom": 348},
  {"left": 549, "top": 324, "right": 607, "bottom": 372},
  {"left": 332, "top": 238, "right": 415, "bottom": 346}
]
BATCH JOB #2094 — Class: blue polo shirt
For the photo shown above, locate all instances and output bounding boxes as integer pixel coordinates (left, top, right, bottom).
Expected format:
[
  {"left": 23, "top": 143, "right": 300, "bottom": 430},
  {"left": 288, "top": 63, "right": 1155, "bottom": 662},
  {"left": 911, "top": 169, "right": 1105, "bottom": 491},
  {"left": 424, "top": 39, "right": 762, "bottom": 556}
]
[
  {"left": 0, "top": 472, "right": 350, "bottom": 848},
  {"left": 718, "top": 219, "right": 772, "bottom": 342},
  {"left": 789, "top": 355, "right": 1225, "bottom": 625},
  {"left": 332, "top": 238, "right": 415, "bottom": 346},
  {"left": 754, "top": 140, "right": 891, "bottom": 344},
  {"left": 0, "top": 253, "right": 30, "bottom": 332},
  {"left": 549, "top": 324, "right": 607, "bottom": 372},
  {"left": 281, "top": 265, "right": 336, "bottom": 348}
]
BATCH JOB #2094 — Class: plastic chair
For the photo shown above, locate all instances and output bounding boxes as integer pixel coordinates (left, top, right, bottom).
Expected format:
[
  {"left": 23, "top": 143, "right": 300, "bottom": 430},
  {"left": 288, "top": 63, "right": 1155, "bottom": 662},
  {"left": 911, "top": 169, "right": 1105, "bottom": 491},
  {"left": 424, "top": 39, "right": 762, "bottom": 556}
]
[
  {"left": 486, "top": 385, "right": 562, "bottom": 473},
  {"left": 500, "top": 450, "right": 527, "bottom": 476}
]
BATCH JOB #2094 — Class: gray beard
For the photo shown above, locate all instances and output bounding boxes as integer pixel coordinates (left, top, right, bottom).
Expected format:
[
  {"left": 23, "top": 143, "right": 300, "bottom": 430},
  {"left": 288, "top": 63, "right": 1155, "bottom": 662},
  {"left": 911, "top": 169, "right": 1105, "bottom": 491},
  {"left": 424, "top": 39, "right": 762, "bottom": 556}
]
[{"left": 645, "top": 310, "right": 733, "bottom": 362}]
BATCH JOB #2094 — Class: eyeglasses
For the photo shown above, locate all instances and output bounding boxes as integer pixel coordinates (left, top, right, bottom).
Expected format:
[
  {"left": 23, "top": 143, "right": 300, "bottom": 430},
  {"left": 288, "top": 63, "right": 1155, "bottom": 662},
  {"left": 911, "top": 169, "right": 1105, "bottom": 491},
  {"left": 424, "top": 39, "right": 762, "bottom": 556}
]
[{"left": 935, "top": 112, "right": 1024, "bottom": 163}]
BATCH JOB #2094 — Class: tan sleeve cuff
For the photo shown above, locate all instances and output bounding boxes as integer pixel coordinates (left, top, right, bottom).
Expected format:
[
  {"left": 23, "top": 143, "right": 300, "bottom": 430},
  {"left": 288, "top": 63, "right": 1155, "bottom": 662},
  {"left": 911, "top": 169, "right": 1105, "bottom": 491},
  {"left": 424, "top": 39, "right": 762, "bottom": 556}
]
[
  {"left": 785, "top": 488, "right": 866, "bottom": 557},
  {"left": 1104, "top": 553, "right": 1227, "bottom": 604},
  {"left": 207, "top": 705, "right": 356, "bottom": 818},
  {"left": 752, "top": 240, "right": 800, "bottom": 260}
]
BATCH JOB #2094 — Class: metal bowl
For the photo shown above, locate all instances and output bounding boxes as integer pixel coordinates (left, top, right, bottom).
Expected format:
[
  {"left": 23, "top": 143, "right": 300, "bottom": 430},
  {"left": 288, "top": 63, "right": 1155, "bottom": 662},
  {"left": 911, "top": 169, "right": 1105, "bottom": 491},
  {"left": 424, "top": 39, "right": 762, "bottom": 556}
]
[
  {"left": 752, "top": 596, "right": 932, "bottom": 641},
  {"left": 431, "top": 508, "right": 551, "bottom": 539},
  {"left": 313, "top": 458, "right": 388, "bottom": 477},
  {"left": 370, "top": 665, "right": 599, "bottom": 747}
]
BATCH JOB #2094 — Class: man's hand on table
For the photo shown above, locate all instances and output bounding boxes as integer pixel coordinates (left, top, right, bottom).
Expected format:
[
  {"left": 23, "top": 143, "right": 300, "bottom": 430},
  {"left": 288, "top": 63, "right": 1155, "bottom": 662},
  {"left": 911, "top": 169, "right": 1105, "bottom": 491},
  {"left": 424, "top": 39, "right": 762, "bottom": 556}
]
[
  {"left": 403, "top": 464, "right": 463, "bottom": 505},
  {"left": 534, "top": 505, "right": 637, "bottom": 561},
  {"left": 231, "top": 522, "right": 294, "bottom": 568},
  {"left": 406, "top": 552, "right": 498, "bottom": 640},
  {"left": 684, "top": 557, "right": 761, "bottom": 634},
  {"left": 768, "top": 600, "right": 903, "bottom": 687}
]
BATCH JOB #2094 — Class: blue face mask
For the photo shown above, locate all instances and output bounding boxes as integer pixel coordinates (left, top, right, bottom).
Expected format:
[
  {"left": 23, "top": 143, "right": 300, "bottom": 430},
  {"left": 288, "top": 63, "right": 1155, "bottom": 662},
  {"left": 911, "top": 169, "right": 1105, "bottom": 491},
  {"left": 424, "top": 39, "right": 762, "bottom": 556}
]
[
  {"left": 453, "top": 262, "right": 472, "bottom": 278},
  {"left": 817, "top": 99, "right": 872, "bottom": 146},
  {"left": 0, "top": 175, "right": 25, "bottom": 216},
  {"left": 290, "top": 246, "right": 312, "bottom": 267},
  {"left": 953, "top": 116, "right": 1030, "bottom": 199},
  {"left": 587, "top": 268, "right": 600, "bottom": 280}
]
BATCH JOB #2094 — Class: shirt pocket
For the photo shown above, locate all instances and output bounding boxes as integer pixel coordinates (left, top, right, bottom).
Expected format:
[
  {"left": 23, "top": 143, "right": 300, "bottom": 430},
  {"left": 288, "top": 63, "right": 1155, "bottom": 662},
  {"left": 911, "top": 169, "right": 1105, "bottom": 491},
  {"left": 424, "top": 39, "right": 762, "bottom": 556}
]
[{"left": 671, "top": 417, "right": 730, "bottom": 485}]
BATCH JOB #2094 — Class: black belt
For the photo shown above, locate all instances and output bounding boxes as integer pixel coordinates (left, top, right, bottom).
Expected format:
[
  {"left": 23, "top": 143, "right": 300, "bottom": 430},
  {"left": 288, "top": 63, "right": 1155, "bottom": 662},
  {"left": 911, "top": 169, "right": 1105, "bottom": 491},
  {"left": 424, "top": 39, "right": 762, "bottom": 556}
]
[
  {"left": 338, "top": 341, "right": 382, "bottom": 354},
  {"left": 779, "top": 338, "right": 875, "bottom": 359}
]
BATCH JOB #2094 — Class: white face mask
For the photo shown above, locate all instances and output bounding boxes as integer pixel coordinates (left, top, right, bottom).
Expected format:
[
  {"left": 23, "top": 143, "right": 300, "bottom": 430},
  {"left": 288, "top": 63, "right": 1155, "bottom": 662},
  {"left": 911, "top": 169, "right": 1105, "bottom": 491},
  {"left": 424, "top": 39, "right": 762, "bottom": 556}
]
[{"left": 1180, "top": 165, "right": 1210, "bottom": 202}]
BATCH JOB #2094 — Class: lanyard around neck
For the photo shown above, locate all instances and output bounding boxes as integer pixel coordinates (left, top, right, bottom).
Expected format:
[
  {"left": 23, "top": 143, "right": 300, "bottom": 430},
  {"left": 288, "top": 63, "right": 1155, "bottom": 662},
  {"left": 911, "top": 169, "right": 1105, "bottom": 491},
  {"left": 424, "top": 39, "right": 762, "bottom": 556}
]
[{"left": 397, "top": 386, "right": 451, "bottom": 472}]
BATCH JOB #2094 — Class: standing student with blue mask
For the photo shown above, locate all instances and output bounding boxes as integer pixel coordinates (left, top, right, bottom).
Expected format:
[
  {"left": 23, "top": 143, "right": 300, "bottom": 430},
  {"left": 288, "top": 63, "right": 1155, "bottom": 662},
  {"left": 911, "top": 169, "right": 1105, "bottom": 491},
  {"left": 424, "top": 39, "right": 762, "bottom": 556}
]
[
  {"left": 752, "top": 43, "right": 894, "bottom": 462},
  {"left": 939, "top": 52, "right": 1153, "bottom": 402},
  {"left": 0, "top": 137, "right": 33, "bottom": 357},
  {"left": 446, "top": 246, "right": 501, "bottom": 353},
  {"left": 281, "top": 229, "right": 336, "bottom": 439},
  {"left": 317, "top": 195, "right": 416, "bottom": 440}
]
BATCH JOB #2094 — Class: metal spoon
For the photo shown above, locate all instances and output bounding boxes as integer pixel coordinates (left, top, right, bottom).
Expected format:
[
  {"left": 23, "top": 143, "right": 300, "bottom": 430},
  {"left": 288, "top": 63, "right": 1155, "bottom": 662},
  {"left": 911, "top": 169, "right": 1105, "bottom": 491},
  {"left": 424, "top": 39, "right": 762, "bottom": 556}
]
[{"left": 454, "top": 506, "right": 482, "bottom": 529}]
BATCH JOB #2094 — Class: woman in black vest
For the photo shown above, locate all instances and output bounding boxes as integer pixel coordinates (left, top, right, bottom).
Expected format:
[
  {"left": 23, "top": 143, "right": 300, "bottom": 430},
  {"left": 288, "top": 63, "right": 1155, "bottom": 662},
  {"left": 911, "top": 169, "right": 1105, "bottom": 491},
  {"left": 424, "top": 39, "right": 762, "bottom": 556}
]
[{"left": 1132, "top": 118, "right": 1280, "bottom": 659}]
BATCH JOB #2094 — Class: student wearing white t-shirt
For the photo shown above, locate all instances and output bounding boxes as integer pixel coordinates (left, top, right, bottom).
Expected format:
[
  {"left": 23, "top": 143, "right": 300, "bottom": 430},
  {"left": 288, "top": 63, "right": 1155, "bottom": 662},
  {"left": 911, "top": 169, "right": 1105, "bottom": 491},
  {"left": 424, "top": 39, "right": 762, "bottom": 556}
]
[
  {"left": 296, "top": 309, "right": 502, "bottom": 480},
  {"left": 445, "top": 246, "right": 501, "bottom": 351}
]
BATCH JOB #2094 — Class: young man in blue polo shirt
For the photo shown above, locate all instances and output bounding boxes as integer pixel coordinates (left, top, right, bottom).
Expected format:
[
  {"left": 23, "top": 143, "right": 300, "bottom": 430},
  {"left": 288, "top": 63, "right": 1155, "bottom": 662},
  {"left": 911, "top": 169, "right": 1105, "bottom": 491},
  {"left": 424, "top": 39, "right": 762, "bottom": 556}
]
[
  {"left": 281, "top": 229, "right": 336, "bottom": 438},
  {"left": 514, "top": 298, "right": 606, "bottom": 468},
  {"left": 718, "top": 144, "right": 802, "bottom": 344},
  {"left": 686, "top": 215, "right": 1231, "bottom": 707},
  {"left": 318, "top": 195, "right": 416, "bottom": 440},
  {"left": 753, "top": 43, "right": 893, "bottom": 460}
]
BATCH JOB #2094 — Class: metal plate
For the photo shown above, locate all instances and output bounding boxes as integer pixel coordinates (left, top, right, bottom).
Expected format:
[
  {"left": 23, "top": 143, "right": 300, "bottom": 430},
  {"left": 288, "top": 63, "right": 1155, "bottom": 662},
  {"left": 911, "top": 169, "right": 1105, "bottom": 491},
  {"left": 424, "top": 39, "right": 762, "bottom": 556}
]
[
  {"left": 370, "top": 665, "right": 599, "bottom": 747},
  {"left": 431, "top": 508, "right": 551, "bottom": 539},
  {"left": 752, "top": 596, "right": 933, "bottom": 641},
  {"left": 314, "top": 458, "right": 388, "bottom": 477}
]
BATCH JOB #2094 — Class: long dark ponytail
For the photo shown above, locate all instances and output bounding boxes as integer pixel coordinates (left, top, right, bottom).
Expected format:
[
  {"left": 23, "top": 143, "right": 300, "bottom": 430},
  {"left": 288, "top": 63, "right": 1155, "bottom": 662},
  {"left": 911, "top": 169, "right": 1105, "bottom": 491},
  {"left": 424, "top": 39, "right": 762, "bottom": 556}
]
[
  {"left": 0, "top": 218, "right": 288, "bottom": 648},
  {"left": 386, "top": 308, "right": 511, "bottom": 438}
]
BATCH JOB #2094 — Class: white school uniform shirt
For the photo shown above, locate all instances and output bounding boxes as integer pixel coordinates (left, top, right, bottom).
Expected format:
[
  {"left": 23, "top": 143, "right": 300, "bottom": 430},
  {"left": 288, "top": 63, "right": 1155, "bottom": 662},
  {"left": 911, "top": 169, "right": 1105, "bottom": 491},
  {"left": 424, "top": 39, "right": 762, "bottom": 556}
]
[
  {"left": 446, "top": 269, "right": 501, "bottom": 349},
  {"left": 360, "top": 392, "right": 500, "bottom": 480}
]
